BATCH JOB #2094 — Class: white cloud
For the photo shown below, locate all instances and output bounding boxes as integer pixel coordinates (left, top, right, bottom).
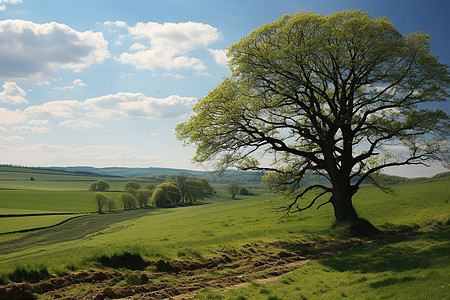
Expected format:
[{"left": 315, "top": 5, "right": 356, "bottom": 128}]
[
  {"left": 0, "top": 20, "right": 109, "bottom": 81},
  {"left": 119, "top": 21, "right": 220, "bottom": 71},
  {"left": 129, "top": 42, "right": 148, "bottom": 52},
  {"left": 0, "top": 82, "right": 28, "bottom": 104},
  {"left": 104, "top": 20, "right": 128, "bottom": 29},
  {"left": 24, "top": 100, "right": 83, "bottom": 118},
  {"left": 55, "top": 79, "right": 87, "bottom": 90},
  {"left": 0, "top": 91, "right": 196, "bottom": 128},
  {"left": 208, "top": 49, "right": 229, "bottom": 66},
  {"left": 28, "top": 119, "right": 49, "bottom": 125},
  {"left": 163, "top": 72, "right": 185, "bottom": 79},
  {"left": 0, "top": 108, "right": 27, "bottom": 125},
  {"left": 85, "top": 92, "right": 197, "bottom": 119},
  {"left": 1, "top": 143, "right": 159, "bottom": 167},
  {"left": 382, "top": 145, "right": 409, "bottom": 151},
  {"left": 0, "top": 0, "right": 22, "bottom": 11},
  {"left": 0, "top": 135, "right": 24, "bottom": 141},
  {"left": 12, "top": 125, "right": 51, "bottom": 133},
  {"left": 59, "top": 119, "right": 100, "bottom": 130}
]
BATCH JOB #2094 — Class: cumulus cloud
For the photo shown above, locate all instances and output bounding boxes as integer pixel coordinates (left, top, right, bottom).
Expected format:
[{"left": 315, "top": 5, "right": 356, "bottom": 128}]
[
  {"left": 0, "top": 135, "right": 24, "bottom": 142},
  {"left": 0, "top": 82, "right": 28, "bottom": 104},
  {"left": 0, "top": 0, "right": 22, "bottom": 11},
  {"left": 12, "top": 125, "right": 51, "bottom": 133},
  {"left": 0, "top": 90, "right": 195, "bottom": 128},
  {"left": 59, "top": 119, "right": 100, "bottom": 130},
  {"left": 118, "top": 21, "right": 220, "bottom": 71},
  {"left": 0, "top": 108, "right": 27, "bottom": 124},
  {"left": 85, "top": 92, "right": 197, "bottom": 119},
  {"left": 129, "top": 42, "right": 148, "bottom": 52},
  {"left": 28, "top": 119, "right": 49, "bottom": 125},
  {"left": 2, "top": 143, "right": 158, "bottom": 167},
  {"left": 24, "top": 100, "right": 83, "bottom": 118},
  {"left": 55, "top": 79, "right": 87, "bottom": 90},
  {"left": 104, "top": 20, "right": 128, "bottom": 29},
  {"left": 0, "top": 20, "right": 109, "bottom": 81},
  {"left": 208, "top": 49, "right": 229, "bottom": 66}
]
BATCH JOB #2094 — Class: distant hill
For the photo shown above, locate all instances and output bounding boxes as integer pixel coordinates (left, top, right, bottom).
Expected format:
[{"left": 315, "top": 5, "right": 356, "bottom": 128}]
[
  {"left": 43, "top": 166, "right": 265, "bottom": 184},
  {"left": 6, "top": 165, "right": 448, "bottom": 186}
]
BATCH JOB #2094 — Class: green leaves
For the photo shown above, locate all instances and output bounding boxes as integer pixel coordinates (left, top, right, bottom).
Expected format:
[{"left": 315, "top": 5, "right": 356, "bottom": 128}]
[{"left": 176, "top": 10, "right": 449, "bottom": 215}]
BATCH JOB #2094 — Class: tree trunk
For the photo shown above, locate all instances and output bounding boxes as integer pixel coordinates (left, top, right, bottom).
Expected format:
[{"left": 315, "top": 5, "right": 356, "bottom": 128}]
[
  {"left": 329, "top": 174, "right": 380, "bottom": 235},
  {"left": 330, "top": 175, "right": 358, "bottom": 223}
]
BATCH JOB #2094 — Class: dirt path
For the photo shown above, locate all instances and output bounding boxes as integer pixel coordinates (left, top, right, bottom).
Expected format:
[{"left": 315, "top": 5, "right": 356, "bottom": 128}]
[{"left": 0, "top": 238, "right": 367, "bottom": 299}]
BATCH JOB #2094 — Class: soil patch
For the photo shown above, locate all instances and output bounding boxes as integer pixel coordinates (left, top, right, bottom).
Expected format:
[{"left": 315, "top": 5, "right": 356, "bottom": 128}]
[{"left": 0, "top": 237, "right": 366, "bottom": 299}]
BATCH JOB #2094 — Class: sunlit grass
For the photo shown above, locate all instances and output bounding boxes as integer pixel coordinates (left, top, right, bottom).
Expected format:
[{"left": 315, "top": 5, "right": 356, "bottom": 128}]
[
  {"left": 0, "top": 166, "right": 448, "bottom": 299},
  {"left": 203, "top": 227, "right": 450, "bottom": 299},
  {"left": 0, "top": 214, "right": 82, "bottom": 234}
]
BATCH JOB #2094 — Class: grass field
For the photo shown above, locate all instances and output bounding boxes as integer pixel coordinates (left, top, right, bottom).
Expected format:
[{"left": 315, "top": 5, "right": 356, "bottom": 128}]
[
  {"left": 0, "top": 214, "right": 82, "bottom": 234},
  {"left": 0, "top": 166, "right": 449, "bottom": 299}
]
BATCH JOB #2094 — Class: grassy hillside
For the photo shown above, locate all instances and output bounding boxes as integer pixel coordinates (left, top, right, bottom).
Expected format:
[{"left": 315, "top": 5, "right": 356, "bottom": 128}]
[
  {"left": 0, "top": 166, "right": 162, "bottom": 192},
  {"left": 0, "top": 166, "right": 448, "bottom": 299}
]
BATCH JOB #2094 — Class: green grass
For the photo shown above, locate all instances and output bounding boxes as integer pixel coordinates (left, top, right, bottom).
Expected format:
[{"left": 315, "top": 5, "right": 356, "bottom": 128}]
[
  {"left": 0, "top": 177, "right": 448, "bottom": 278},
  {"left": 0, "top": 166, "right": 448, "bottom": 298},
  {"left": 0, "top": 190, "right": 104, "bottom": 213},
  {"left": 200, "top": 227, "right": 450, "bottom": 300},
  {"left": 0, "top": 215, "right": 82, "bottom": 234},
  {"left": 0, "top": 166, "right": 160, "bottom": 191}
]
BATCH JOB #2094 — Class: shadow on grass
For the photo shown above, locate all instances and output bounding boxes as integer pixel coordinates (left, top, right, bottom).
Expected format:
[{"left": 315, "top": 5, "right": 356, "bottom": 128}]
[
  {"left": 369, "top": 276, "right": 416, "bottom": 288},
  {"left": 320, "top": 227, "right": 450, "bottom": 273}
]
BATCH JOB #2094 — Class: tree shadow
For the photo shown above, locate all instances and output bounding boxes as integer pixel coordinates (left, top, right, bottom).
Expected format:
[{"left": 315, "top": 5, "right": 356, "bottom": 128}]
[
  {"left": 369, "top": 276, "right": 416, "bottom": 288},
  {"left": 320, "top": 228, "right": 450, "bottom": 273}
]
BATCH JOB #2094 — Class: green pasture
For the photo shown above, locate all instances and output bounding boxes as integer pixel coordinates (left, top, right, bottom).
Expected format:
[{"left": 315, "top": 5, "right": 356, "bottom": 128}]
[
  {"left": 0, "top": 166, "right": 448, "bottom": 298},
  {"left": 0, "top": 190, "right": 109, "bottom": 213},
  {"left": 0, "top": 177, "right": 448, "bottom": 277},
  {"left": 0, "top": 214, "right": 82, "bottom": 234},
  {"left": 0, "top": 166, "right": 161, "bottom": 191}
]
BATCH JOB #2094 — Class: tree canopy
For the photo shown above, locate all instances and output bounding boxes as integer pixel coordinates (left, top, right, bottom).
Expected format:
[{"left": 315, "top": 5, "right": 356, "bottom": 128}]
[
  {"left": 89, "top": 180, "right": 110, "bottom": 192},
  {"left": 176, "top": 10, "right": 449, "bottom": 224}
]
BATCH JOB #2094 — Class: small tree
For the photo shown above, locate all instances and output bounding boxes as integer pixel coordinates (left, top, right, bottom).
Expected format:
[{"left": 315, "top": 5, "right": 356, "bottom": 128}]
[
  {"left": 106, "top": 197, "right": 115, "bottom": 212},
  {"left": 120, "top": 193, "right": 137, "bottom": 210},
  {"left": 136, "top": 189, "right": 152, "bottom": 208},
  {"left": 184, "top": 179, "right": 205, "bottom": 203},
  {"left": 226, "top": 181, "right": 240, "bottom": 199},
  {"left": 94, "top": 192, "right": 108, "bottom": 214},
  {"left": 89, "top": 180, "right": 110, "bottom": 192},
  {"left": 176, "top": 175, "right": 189, "bottom": 203},
  {"left": 144, "top": 183, "right": 157, "bottom": 190},
  {"left": 239, "top": 187, "right": 250, "bottom": 196},
  {"left": 124, "top": 181, "right": 142, "bottom": 190},
  {"left": 152, "top": 183, "right": 181, "bottom": 207},
  {"left": 199, "top": 178, "right": 214, "bottom": 194}
]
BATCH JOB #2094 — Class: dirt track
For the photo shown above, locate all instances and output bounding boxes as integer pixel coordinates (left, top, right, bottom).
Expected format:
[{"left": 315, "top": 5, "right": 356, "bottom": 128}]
[{"left": 0, "top": 238, "right": 364, "bottom": 299}]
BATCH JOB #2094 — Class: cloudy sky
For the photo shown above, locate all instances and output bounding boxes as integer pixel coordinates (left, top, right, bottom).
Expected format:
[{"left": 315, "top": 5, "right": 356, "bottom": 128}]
[{"left": 0, "top": 0, "right": 448, "bottom": 177}]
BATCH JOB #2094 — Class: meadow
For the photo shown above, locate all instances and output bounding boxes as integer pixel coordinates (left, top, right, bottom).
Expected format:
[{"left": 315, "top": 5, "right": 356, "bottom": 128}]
[{"left": 0, "top": 166, "right": 448, "bottom": 299}]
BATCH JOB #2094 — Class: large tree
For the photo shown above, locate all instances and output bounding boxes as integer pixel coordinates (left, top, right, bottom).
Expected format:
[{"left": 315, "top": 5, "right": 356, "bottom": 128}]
[{"left": 176, "top": 10, "right": 449, "bottom": 224}]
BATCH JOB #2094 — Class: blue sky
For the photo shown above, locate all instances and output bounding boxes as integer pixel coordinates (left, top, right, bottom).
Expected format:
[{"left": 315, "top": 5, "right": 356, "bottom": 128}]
[{"left": 0, "top": 0, "right": 448, "bottom": 177}]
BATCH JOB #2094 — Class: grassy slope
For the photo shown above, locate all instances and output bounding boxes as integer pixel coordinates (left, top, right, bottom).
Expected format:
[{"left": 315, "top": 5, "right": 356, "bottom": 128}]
[
  {"left": 206, "top": 228, "right": 449, "bottom": 299},
  {"left": 0, "top": 215, "right": 82, "bottom": 234},
  {"left": 0, "top": 166, "right": 448, "bottom": 298},
  {"left": 0, "top": 166, "right": 160, "bottom": 191}
]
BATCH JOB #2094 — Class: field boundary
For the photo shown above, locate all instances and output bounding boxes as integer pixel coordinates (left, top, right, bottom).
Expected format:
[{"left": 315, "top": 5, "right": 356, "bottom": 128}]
[
  {"left": 0, "top": 212, "right": 80, "bottom": 218},
  {"left": 0, "top": 215, "right": 84, "bottom": 236}
]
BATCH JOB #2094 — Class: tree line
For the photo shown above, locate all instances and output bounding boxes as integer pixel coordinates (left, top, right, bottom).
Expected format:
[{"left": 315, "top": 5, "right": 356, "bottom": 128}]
[{"left": 89, "top": 175, "right": 214, "bottom": 214}]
